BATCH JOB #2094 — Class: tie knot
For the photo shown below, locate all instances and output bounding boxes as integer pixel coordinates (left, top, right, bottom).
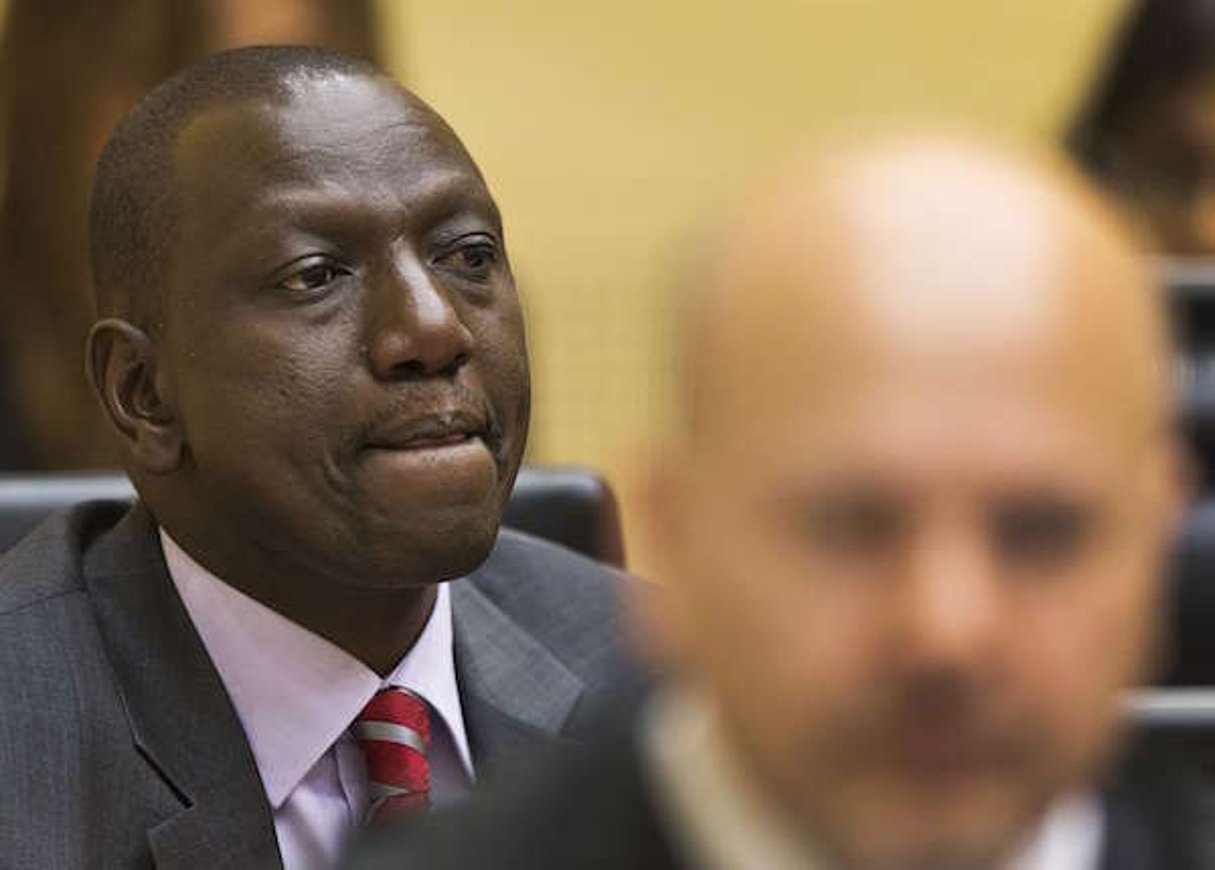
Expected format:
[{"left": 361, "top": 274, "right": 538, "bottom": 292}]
[
  {"left": 353, "top": 687, "right": 431, "bottom": 821},
  {"left": 356, "top": 686, "right": 431, "bottom": 745}
]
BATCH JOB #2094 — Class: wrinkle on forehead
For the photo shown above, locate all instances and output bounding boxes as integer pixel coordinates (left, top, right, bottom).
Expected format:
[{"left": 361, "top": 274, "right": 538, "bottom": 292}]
[{"left": 170, "top": 78, "right": 490, "bottom": 245}]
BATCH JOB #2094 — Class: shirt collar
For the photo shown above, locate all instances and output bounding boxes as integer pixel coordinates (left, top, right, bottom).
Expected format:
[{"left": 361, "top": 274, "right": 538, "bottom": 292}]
[
  {"left": 641, "top": 689, "right": 1104, "bottom": 870},
  {"left": 1006, "top": 791, "right": 1104, "bottom": 870},
  {"left": 642, "top": 689, "right": 829, "bottom": 870},
  {"left": 160, "top": 529, "right": 470, "bottom": 809}
]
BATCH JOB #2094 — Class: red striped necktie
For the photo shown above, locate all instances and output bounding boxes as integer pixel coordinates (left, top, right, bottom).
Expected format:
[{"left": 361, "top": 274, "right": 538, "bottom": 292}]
[{"left": 353, "top": 686, "right": 431, "bottom": 822}]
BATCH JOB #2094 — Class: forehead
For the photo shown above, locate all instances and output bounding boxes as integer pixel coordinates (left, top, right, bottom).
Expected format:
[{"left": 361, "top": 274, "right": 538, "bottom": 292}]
[
  {"left": 170, "top": 75, "right": 495, "bottom": 241},
  {"left": 700, "top": 342, "right": 1139, "bottom": 497}
]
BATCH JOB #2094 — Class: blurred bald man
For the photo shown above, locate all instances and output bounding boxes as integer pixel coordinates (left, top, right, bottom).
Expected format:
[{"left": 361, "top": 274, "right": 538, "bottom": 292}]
[{"left": 347, "top": 136, "right": 1214, "bottom": 870}]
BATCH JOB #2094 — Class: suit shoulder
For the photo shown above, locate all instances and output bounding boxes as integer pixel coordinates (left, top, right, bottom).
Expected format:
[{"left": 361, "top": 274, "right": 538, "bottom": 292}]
[
  {"left": 461, "top": 529, "right": 649, "bottom": 701},
  {"left": 468, "top": 528, "right": 631, "bottom": 632},
  {"left": 476, "top": 527, "right": 628, "bottom": 597},
  {"left": 0, "top": 500, "right": 128, "bottom": 615}
]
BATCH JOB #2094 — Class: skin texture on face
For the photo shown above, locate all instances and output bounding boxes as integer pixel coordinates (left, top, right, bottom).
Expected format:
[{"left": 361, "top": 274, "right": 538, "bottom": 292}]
[
  {"left": 648, "top": 136, "right": 1181, "bottom": 870},
  {"left": 89, "top": 71, "right": 529, "bottom": 672}
]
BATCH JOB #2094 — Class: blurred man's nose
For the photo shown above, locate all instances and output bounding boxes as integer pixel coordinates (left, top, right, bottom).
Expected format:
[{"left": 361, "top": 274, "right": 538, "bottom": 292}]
[
  {"left": 896, "top": 521, "right": 1000, "bottom": 671},
  {"left": 366, "top": 250, "right": 475, "bottom": 380}
]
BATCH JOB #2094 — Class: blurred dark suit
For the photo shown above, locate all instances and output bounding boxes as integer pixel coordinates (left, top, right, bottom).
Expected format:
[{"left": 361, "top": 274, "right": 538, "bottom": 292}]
[
  {"left": 346, "top": 719, "right": 1215, "bottom": 870},
  {"left": 0, "top": 501, "right": 644, "bottom": 869}
]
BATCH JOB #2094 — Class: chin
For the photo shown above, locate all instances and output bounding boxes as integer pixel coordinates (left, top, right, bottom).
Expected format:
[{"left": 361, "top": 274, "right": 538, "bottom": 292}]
[
  {"left": 807, "top": 770, "right": 1049, "bottom": 870},
  {"left": 828, "top": 826, "right": 1012, "bottom": 870},
  {"left": 348, "top": 511, "right": 503, "bottom": 590}
]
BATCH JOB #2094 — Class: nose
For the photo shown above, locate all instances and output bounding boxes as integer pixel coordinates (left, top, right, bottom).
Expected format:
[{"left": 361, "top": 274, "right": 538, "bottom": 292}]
[
  {"left": 896, "top": 520, "right": 1000, "bottom": 673},
  {"left": 366, "top": 252, "right": 475, "bottom": 380}
]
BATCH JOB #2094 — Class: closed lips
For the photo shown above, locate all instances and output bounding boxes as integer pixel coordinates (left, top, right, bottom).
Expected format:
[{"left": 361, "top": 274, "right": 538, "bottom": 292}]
[{"left": 362, "top": 412, "right": 487, "bottom": 451}]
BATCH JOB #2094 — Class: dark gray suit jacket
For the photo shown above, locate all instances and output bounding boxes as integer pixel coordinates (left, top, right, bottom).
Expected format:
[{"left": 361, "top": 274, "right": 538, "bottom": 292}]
[
  {"left": 0, "top": 501, "right": 643, "bottom": 869},
  {"left": 348, "top": 717, "right": 1215, "bottom": 870}
]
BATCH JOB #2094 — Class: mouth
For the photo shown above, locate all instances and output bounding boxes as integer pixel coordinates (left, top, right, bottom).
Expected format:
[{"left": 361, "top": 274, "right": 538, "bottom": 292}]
[
  {"left": 361, "top": 410, "right": 489, "bottom": 454},
  {"left": 881, "top": 719, "right": 1009, "bottom": 784}
]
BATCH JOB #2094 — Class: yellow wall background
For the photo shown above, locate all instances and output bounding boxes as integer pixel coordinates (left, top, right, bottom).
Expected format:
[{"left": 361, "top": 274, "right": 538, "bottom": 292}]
[{"left": 377, "top": 0, "right": 1130, "bottom": 575}]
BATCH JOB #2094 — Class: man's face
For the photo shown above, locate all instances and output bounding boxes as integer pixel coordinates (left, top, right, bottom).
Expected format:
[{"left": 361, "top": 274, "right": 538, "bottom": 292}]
[
  {"left": 662, "top": 342, "right": 1174, "bottom": 869},
  {"left": 156, "top": 74, "right": 529, "bottom": 589}
]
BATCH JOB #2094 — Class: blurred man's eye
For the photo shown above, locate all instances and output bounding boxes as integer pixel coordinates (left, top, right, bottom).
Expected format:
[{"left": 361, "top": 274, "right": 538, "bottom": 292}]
[
  {"left": 797, "top": 494, "right": 904, "bottom": 557},
  {"left": 991, "top": 498, "right": 1097, "bottom": 569}
]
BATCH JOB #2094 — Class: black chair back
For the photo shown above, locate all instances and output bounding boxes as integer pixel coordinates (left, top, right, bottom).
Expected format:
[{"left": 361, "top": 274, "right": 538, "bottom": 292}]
[{"left": 0, "top": 465, "right": 625, "bottom": 566}]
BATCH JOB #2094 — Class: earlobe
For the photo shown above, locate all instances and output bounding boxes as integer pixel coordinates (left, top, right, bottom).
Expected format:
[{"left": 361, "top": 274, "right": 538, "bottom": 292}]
[{"left": 85, "top": 318, "right": 184, "bottom": 475}]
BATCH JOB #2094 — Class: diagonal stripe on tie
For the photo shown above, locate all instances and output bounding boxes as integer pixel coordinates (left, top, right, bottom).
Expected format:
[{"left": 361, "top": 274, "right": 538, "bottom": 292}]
[
  {"left": 368, "top": 782, "right": 413, "bottom": 801},
  {"left": 352, "top": 720, "right": 426, "bottom": 754}
]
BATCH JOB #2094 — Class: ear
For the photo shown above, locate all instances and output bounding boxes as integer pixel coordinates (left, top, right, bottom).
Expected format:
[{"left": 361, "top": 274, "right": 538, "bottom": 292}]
[
  {"left": 1148, "top": 435, "right": 1194, "bottom": 541},
  {"left": 629, "top": 445, "right": 696, "bottom": 676},
  {"left": 85, "top": 318, "right": 184, "bottom": 475}
]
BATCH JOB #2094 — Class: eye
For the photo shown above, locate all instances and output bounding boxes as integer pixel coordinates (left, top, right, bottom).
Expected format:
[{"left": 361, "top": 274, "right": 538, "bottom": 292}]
[
  {"left": 274, "top": 258, "right": 352, "bottom": 295},
  {"left": 434, "top": 237, "right": 500, "bottom": 282},
  {"left": 991, "top": 497, "right": 1098, "bottom": 570},
  {"left": 795, "top": 491, "right": 905, "bottom": 559}
]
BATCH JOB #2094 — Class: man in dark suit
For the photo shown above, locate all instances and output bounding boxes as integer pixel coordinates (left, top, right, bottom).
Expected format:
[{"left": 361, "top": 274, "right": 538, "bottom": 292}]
[
  {"left": 0, "top": 46, "right": 640, "bottom": 869},
  {"left": 349, "top": 137, "right": 1215, "bottom": 869}
]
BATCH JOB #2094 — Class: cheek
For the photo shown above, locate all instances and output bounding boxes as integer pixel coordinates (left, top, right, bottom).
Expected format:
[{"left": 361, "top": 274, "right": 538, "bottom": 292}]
[
  {"left": 1009, "top": 564, "right": 1157, "bottom": 774},
  {"left": 470, "top": 308, "right": 530, "bottom": 412},
  {"left": 673, "top": 495, "right": 881, "bottom": 755},
  {"left": 176, "top": 327, "right": 350, "bottom": 468}
]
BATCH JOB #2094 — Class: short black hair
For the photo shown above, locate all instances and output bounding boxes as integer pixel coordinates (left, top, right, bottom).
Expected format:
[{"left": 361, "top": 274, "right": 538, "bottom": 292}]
[
  {"left": 1068, "top": 0, "right": 1215, "bottom": 177},
  {"left": 89, "top": 44, "right": 379, "bottom": 326}
]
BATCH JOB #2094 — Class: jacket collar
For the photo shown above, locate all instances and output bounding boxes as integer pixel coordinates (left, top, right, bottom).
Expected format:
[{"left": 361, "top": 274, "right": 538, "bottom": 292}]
[
  {"left": 83, "top": 504, "right": 281, "bottom": 870},
  {"left": 83, "top": 504, "right": 587, "bottom": 866},
  {"left": 451, "top": 570, "right": 585, "bottom": 777}
]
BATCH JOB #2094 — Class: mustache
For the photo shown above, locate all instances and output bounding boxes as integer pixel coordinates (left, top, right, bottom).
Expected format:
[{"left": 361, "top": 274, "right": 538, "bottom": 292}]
[
  {"left": 841, "top": 667, "right": 1013, "bottom": 746},
  {"left": 345, "top": 383, "right": 507, "bottom": 462},
  {"left": 891, "top": 669, "right": 983, "bottom": 722}
]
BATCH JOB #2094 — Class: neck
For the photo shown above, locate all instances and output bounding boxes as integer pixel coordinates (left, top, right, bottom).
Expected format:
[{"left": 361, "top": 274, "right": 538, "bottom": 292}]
[
  {"left": 160, "top": 522, "right": 440, "bottom": 675},
  {"left": 253, "top": 580, "right": 439, "bottom": 676}
]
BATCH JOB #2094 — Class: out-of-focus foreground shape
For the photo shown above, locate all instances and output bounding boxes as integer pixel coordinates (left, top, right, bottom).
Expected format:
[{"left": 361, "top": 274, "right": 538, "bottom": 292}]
[{"left": 643, "top": 131, "right": 1188, "bottom": 870}]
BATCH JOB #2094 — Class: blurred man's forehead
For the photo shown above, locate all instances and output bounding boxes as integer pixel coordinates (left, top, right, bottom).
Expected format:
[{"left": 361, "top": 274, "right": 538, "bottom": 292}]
[
  {"left": 709, "top": 375, "right": 1134, "bottom": 496},
  {"left": 684, "top": 137, "right": 1166, "bottom": 458}
]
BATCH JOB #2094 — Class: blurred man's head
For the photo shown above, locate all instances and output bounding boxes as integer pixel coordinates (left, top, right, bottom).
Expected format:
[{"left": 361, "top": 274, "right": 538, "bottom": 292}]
[
  {"left": 649, "top": 135, "right": 1182, "bottom": 869},
  {"left": 86, "top": 47, "right": 529, "bottom": 633}
]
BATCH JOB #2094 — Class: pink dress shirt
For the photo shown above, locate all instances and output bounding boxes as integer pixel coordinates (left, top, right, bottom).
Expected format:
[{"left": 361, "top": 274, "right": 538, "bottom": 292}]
[{"left": 160, "top": 530, "right": 473, "bottom": 870}]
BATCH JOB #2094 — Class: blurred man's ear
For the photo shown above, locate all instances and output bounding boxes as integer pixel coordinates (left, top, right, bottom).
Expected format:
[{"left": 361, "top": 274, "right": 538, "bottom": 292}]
[
  {"left": 630, "top": 445, "right": 698, "bottom": 677},
  {"left": 1156, "top": 436, "right": 1194, "bottom": 535},
  {"left": 1137, "top": 436, "right": 1192, "bottom": 685},
  {"left": 85, "top": 318, "right": 184, "bottom": 475}
]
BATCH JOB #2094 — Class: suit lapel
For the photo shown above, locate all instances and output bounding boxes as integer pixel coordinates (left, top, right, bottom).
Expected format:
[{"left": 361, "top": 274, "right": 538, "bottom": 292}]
[
  {"left": 83, "top": 505, "right": 281, "bottom": 870},
  {"left": 450, "top": 577, "right": 584, "bottom": 776},
  {"left": 1098, "top": 792, "right": 1157, "bottom": 870},
  {"left": 1097, "top": 744, "right": 1215, "bottom": 870}
]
